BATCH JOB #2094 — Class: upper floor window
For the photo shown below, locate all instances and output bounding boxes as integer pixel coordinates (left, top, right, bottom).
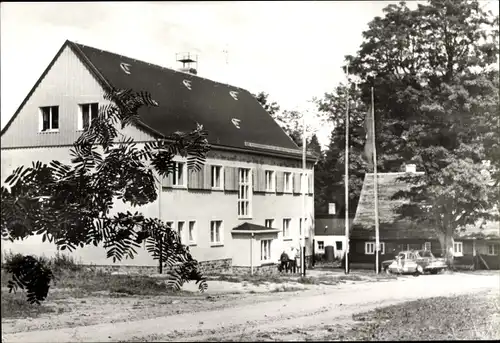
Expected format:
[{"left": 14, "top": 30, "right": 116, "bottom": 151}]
[
  {"left": 172, "top": 162, "right": 186, "bottom": 187},
  {"left": 265, "top": 170, "right": 275, "bottom": 192},
  {"left": 78, "top": 103, "right": 99, "bottom": 131},
  {"left": 39, "top": 106, "right": 59, "bottom": 132},
  {"left": 284, "top": 172, "right": 292, "bottom": 192},
  {"left": 265, "top": 219, "right": 274, "bottom": 228},
  {"left": 238, "top": 168, "right": 252, "bottom": 218},
  {"left": 211, "top": 165, "right": 223, "bottom": 189},
  {"left": 301, "top": 173, "right": 308, "bottom": 194}
]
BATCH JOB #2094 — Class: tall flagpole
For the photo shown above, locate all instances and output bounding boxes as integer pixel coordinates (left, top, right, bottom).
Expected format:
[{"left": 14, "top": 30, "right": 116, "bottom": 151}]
[
  {"left": 302, "top": 108, "right": 307, "bottom": 277},
  {"left": 344, "top": 64, "right": 350, "bottom": 275},
  {"left": 371, "top": 87, "right": 380, "bottom": 274}
]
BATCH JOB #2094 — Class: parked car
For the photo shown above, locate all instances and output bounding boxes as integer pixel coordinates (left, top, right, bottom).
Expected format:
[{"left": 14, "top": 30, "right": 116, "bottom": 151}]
[
  {"left": 414, "top": 249, "right": 447, "bottom": 274},
  {"left": 382, "top": 250, "right": 447, "bottom": 275}
]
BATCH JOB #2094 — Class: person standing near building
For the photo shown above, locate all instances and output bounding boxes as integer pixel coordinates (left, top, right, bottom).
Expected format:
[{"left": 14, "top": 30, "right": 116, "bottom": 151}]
[
  {"left": 279, "top": 250, "right": 289, "bottom": 273},
  {"left": 294, "top": 244, "right": 301, "bottom": 274}
]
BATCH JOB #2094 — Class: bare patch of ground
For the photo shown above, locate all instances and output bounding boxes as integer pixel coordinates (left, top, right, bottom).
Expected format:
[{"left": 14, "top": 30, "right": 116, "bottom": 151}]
[{"left": 2, "top": 270, "right": 498, "bottom": 342}]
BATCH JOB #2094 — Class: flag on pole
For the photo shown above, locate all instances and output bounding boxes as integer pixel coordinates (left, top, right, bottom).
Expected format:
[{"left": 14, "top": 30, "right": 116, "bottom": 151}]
[{"left": 363, "top": 106, "right": 374, "bottom": 169}]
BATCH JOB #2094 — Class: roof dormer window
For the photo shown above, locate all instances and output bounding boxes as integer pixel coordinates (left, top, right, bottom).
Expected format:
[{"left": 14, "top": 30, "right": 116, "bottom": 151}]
[
  {"left": 120, "top": 62, "right": 131, "bottom": 74},
  {"left": 229, "top": 91, "right": 239, "bottom": 100}
]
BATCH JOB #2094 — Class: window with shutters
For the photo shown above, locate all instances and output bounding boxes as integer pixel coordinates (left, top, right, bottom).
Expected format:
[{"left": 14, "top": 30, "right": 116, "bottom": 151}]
[
  {"left": 172, "top": 162, "right": 186, "bottom": 187},
  {"left": 211, "top": 165, "right": 223, "bottom": 190},
  {"left": 301, "top": 173, "right": 308, "bottom": 194},
  {"left": 238, "top": 168, "right": 252, "bottom": 218},
  {"left": 78, "top": 103, "right": 99, "bottom": 130},
  {"left": 39, "top": 106, "right": 59, "bottom": 132},
  {"left": 210, "top": 220, "right": 223, "bottom": 245},
  {"left": 284, "top": 172, "right": 292, "bottom": 192},
  {"left": 265, "top": 170, "right": 275, "bottom": 192},
  {"left": 365, "top": 242, "right": 385, "bottom": 255},
  {"left": 261, "top": 239, "right": 272, "bottom": 261},
  {"left": 188, "top": 221, "right": 196, "bottom": 245},
  {"left": 265, "top": 219, "right": 274, "bottom": 228},
  {"left": 282, "top": 218, "right": 291, "bottom": 239}
]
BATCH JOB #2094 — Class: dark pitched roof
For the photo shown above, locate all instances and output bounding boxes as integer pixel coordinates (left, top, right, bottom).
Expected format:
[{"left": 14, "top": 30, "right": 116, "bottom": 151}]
[
  {"left": 352, "top": 172, "right": 500, "bottom": 240},
  {"left": 232, "top": 222, "right": 280, "bottom": 234},
  {"left": 71, "top": 41, "right": 302, "bottom": 153},
  {"left": 3, "top": 40, "right": 313, "bottom": 160},
  {"left": 351, "top": 172, "right": 438, "bottom": 240}
]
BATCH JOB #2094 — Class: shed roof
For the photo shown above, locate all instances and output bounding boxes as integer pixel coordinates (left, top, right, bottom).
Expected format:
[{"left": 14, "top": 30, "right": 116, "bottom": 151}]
[
  {"left": 351, "top": 172, "right": 437, "bottom": 240},
  {"left": 352, "top": 172, "right": 499, "bottom": 240}
]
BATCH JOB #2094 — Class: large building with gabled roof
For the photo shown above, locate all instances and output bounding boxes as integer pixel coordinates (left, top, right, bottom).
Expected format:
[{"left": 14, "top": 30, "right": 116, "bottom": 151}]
[{"left": 1, "top": 40, "right": 316, "bottom": 274}]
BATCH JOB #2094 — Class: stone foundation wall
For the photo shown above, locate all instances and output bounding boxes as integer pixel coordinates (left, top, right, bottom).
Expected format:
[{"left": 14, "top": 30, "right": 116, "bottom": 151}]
[
  {"left": 84, "top": 258, "right": 233, "bottom": 276},
  {"left": 233, "top": 263, "right": 280, "bottom": 276},
  {"left": 198, "top": 258, "right": 232, "bottom": 275}
]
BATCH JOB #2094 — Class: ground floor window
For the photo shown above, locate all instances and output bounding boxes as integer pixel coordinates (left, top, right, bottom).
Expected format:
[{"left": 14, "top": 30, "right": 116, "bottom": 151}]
[
  {"left": 487, "top": 244, "right": 497, "bottom": 255},
  {"left": 210, "top": 220, "right": 223, "bottom": 245},
  {"left": 423, "top": 242, "right": 431, "bottom": 251},
  {"left": 336, "top": 241, "right": 343, "bottom": 250},
  {"left": 261, "top": 239, "right": 272, "bottom": 261},
  {"left": 453, "top": 241, "right": 463, "bottom": 256},
  {"left": 318, "top": 241, "right": 324, "bottom": 250},
  {"left": 365, "top": 242, "right": 385, "bottom": 255}
]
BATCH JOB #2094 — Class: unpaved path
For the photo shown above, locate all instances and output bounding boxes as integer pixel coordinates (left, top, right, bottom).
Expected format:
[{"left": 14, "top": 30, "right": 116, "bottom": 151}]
[{"left": 3, "top": 272, "right": 499, "bottom": 342}]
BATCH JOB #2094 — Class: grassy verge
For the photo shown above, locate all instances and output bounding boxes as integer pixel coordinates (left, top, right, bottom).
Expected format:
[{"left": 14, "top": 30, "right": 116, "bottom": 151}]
[{"left": 323, "top": 292, "right": 500, "bottom": 340}]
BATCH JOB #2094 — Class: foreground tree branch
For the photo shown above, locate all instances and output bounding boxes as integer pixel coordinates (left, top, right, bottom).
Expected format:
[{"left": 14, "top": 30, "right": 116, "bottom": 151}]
[{"left": 1, "top": 88, "right": 211, "bottom": 304}]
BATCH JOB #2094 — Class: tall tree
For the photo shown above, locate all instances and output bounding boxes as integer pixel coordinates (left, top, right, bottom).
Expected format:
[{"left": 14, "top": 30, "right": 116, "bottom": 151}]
[
  {"left": 307, "top": 134, "right": 322, "bottom": 158},
  {"left": 345, "top": 0, "right": 499, "bottom": 262},
  {"left": 1, "top": 89, "right": 210, "bottom": 303},
  {"left": 314, "top": 83, "right": 367, "bottom": 216},
  {"left": 254, "top": 91, "right": 321, "bottom": 148}
]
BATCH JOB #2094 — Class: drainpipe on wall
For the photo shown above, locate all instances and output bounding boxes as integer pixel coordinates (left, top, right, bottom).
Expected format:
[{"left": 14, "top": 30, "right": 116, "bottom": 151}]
[
  {"left": 158, "top": 174, "right": 163, "bottom": 274},
  {"left": 250, "top": 233, "right": 254, "bottom": 275}
]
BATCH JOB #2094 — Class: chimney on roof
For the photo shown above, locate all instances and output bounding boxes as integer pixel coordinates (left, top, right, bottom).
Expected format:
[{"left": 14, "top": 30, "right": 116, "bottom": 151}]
[
  {"left": 176, "top": 52, "right": 198, "bottom": 75},
  {"left": 405, "top": 164, "right": 417, "bottom": 173}
]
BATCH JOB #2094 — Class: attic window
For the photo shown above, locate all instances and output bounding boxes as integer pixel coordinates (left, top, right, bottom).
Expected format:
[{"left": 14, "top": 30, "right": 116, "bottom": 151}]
[
  {"left": 231, "top": 118, "right": 241, "bottom": 129},
  {"left": 39, "top": 106, "right": 59, "bottom": 132},
  {"left": 229, "top": 91, "right": 239, "bottom": 100},
  {"left": 120, "top": 62, "right": 131, "bottom": 74},
  {"left": 78, "top": 103, "right": 99, "bottom": 131},
  {"left": 183, "top": 80, "right": 192, "bottom": 90}
]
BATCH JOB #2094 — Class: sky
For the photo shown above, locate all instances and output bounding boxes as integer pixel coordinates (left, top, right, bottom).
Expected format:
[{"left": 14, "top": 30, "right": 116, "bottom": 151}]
[{"left": 1, "top": 1, "right": 498, "bottom": 148}]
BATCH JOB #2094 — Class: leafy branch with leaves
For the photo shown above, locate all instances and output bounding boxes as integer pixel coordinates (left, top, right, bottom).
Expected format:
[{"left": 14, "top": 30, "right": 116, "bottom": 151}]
[{"left": 1, "top": 88, "right": 211, "bottom": 303}]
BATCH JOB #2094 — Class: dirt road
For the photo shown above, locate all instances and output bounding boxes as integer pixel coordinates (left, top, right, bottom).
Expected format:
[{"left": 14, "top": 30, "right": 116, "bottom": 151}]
[{"left": 3, "top": 272, "right": 499, "bottom": 342}]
